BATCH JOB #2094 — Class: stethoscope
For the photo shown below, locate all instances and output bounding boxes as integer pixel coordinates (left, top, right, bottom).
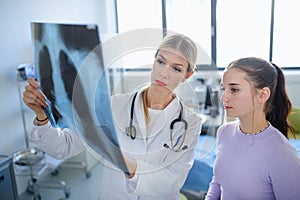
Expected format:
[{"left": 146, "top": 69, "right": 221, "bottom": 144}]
[{"left": 126, "top": 91, "right": 188, "bottom": 152}]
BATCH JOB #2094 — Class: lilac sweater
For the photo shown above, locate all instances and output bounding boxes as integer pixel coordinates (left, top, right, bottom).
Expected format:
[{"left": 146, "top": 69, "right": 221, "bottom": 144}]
[{"left": 206, "top": 121, "right": 300, "bottom": 200}]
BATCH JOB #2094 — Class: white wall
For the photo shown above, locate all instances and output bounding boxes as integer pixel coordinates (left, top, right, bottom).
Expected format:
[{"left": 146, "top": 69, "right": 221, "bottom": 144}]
[
  {"left": 0, "top": 0, "right": 116, "bottom": 155},
  {"left": 0, "top": 0, "right": 116, "bottom": 194}
]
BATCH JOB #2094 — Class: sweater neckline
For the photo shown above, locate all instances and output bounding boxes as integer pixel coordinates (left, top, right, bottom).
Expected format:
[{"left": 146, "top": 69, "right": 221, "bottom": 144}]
[
  {"left": 239, "top": 121, "right": 270, "bottom": 135},
  {"left": 234, "top": 121, "right": 274, "bottom": 145}
]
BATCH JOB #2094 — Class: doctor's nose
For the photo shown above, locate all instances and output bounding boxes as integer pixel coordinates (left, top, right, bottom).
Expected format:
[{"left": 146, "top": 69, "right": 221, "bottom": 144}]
[{"left": 159, "top": 65, "right": 169, "bottom": 78}]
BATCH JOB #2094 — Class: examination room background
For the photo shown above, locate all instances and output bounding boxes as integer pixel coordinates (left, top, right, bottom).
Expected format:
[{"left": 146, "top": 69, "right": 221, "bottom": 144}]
[{"left": 1, "top": 0, "right": 300, "bottom": 197}]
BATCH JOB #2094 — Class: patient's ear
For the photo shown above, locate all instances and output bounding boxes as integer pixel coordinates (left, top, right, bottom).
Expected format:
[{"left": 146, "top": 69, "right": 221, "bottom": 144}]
[{"left": 258, "top": 87, "right": 271, "bottom": 103}]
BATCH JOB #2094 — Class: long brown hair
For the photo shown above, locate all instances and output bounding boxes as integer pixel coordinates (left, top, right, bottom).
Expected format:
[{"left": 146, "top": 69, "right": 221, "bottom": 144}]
[{"left": 227, "top": 57, "right": 294, "bottom": 138}]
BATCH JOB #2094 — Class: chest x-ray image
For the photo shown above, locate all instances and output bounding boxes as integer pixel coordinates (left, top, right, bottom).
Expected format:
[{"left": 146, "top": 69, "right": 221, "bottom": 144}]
[{"left": 31, "top": 22, "right": 127, "bottom": 172}]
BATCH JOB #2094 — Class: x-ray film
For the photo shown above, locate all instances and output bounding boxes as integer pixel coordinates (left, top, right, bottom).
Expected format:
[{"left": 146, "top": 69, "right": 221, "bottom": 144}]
[{"left": 31, "top": 22, "right": 127, "bottom": 172}]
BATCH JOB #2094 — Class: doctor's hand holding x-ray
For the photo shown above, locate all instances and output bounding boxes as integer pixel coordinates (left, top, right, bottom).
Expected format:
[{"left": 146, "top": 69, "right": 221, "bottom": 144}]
[{"left": 22, "top": 33, "right": 203, "bottom": 199}]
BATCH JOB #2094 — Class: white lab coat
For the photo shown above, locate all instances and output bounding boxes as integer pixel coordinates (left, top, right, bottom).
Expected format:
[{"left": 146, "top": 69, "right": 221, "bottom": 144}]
[{"left": 29, "top": 90, "right": 202, "bottom": 200}]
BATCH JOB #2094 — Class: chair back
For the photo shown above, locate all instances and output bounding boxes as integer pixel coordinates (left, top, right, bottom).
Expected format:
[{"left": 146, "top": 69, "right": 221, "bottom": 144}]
[{"left": 288, "top": 107, "right": 300, "bottom": 135}]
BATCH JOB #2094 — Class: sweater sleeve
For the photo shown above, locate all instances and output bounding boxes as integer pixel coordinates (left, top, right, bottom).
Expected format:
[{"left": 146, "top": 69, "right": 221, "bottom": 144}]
[
  {"left": 205, "top": 176, "right": 221, "bottom": 200},
  {"left": 269, "top": 140, "right": 300, "bottom": 199},
  {"left": 29, "top": 120, "right": 85, "bottom": 159},
  {"left": 205, "top": 124, "right": 225, "bottom": 200}
]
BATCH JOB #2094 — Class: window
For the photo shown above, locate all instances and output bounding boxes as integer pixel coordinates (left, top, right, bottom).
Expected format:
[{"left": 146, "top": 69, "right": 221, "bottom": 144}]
[
  {"left": 165, "top": 0, "right": 212, "bottom": 65},
  {"left": 116, "top": 0, "right": 162, "bottom": 69},
  {"left": 216, "top": 0, "right": 272, "bottom": 67},
  {"left": 272, "top": 0, "right": 300, "bottom": 67},
  {"left": 117, "top": 0, "right": 162, "bottom": 33},
  {"left": 116, "top": 0, "right": 300, "bottom": 69}
]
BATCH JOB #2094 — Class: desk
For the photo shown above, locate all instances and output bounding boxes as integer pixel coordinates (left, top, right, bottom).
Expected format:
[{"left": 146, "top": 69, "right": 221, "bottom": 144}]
[{"left": 0, "top": 156, "right": 19, "bottom": 200}]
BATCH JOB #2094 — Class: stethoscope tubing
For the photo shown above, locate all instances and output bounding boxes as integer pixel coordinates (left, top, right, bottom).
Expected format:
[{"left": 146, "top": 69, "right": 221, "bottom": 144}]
[{"left": 126, "top": 91, "right": 188, "bottom": 152}]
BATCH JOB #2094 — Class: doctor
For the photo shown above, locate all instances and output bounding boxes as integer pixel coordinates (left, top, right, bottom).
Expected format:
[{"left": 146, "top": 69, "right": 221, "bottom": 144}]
[{"left": 23, "top": 33, "right": 203, "bottom": 199}]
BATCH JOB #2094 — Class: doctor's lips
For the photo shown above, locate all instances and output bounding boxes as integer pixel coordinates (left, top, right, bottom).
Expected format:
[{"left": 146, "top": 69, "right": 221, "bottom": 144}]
[{"left": 155, "top": 80, "right": 167, "bottom": 86}]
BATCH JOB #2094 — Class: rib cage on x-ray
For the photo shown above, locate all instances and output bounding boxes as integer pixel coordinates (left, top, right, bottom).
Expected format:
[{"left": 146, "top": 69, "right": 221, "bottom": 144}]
[{"left": 31, "top": 23, "right": 127, "bottom": 172}]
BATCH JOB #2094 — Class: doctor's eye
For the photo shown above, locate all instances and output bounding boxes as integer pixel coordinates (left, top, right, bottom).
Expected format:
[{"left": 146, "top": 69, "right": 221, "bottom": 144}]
[
  {"left": 172, "top": 66, "right": 182, "bottom": 73},
  {"left": 156, "top": 58, "right": 165, "bottom": 65}
]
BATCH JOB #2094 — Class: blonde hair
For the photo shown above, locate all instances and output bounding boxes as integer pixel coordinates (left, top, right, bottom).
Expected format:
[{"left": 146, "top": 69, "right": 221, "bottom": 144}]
[
  {"left": 155, "top": 34, "right": 197, "bottom": 73},
  {"left": 143, "top": 34, "right": 197, "bottom": 125}
]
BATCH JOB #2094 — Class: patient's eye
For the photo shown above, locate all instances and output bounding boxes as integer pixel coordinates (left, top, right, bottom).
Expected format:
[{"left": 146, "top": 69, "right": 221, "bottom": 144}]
[{"left": 230, "top": 88, "right": 239, "bottom": 93}]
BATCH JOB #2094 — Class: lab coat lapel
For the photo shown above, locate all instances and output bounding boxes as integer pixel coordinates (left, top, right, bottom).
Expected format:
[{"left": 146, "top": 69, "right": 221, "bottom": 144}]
[
  {"left": 133, "top": 91, "right": 147, "bottom": 141},
  {"left": 150, "top": 98, "right": 183, "bottom": 147},
  {"left": 162, "top": 98, "right": 184, "bottom": 146},
  {"left": 133, "top": 93, "right": 182, "bottom": 146},
  {"left": 164, "top": 97, "right": 181, "bottom": 119}
]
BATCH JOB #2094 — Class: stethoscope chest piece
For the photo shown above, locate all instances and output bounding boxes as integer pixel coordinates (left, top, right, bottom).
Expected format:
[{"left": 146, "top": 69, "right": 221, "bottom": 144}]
[
  {"left": 126, "top": 91, "right": 138, "bottom": 140},
  {"left": 126, "top": 125, "right": 136, "bottom": 140}
]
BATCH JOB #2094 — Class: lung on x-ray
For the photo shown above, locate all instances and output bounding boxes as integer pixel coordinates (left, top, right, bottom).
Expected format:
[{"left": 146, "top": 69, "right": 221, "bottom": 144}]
[{"left": 31, "top": 22, "right": 127, "bottom": 172}]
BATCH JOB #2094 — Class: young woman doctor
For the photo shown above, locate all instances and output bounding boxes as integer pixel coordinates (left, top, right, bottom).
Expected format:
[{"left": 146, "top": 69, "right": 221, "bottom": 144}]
[{"left": 23, "top": 34, "right": 203, "bottom": 199}]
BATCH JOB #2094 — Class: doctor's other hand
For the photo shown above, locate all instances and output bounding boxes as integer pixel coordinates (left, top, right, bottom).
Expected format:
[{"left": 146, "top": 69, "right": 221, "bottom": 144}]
[
  {"left": 122, "top": 155, "right": 137, "bottom": 179},
  {"left": 22, "top": 78, "right": 48, "bottom": 119}
]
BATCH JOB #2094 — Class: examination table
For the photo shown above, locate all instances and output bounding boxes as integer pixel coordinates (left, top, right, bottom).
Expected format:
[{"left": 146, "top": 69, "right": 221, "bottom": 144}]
[{"left": 182, "top": 135, "right": 216, "bottom": 192}]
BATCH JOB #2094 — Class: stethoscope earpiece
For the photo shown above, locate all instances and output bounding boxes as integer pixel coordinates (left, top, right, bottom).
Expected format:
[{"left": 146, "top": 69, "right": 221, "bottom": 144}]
[{"left": 182, "top": 145, "right": 188, "bottom": 150}]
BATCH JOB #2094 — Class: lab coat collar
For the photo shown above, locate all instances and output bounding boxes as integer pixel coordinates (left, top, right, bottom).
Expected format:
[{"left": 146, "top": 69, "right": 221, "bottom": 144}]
[{"left": 131, "top": 90, "right": 181, "bottom": 140}]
